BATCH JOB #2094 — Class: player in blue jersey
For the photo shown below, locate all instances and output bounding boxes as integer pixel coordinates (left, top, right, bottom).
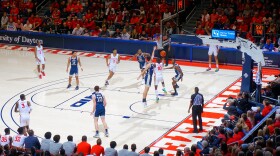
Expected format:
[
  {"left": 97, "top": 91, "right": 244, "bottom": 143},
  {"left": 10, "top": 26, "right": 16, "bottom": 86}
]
[
  {"left": 130, "top": 49, "right": 150, "bottom": 84},
  {"left": 66, "top": 51, "right": 83, "bottom": 90},
  {"left": 165, "top": 59, "right": 183, "bottom": 96},
  {"left": 137, "top": 46, "right": 156, "bottom": 107},
  {"left": 91, "top": 86, "right": 109, "bottom": 138}
]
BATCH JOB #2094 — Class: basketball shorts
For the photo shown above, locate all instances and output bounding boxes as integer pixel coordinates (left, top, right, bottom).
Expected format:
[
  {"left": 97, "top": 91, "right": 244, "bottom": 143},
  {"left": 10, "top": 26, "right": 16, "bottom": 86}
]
[
  {"left": 94, "top": 108, "right": 105, "bottom": 117},
  {"left": 145, "top": 74, "right": 153, "bottom": 87},
  {"left": 173, "top": 74, "right": 182, "bottom": 82},
  {"left": 36, "top": 56, "right": 45, "bottom": 65},
  {"left": 69, "top": 68, "right": 78, "bottom": 77},
  {"left": 109, "top": 65, "right": 116, "bottom": 73},
  {"left": 20, "top": 114, "right": 30, "bottom": 127},
  {"left": 139, "top": 62, "right": 146, "bottom": 69},
  {"left": 154, "top": 76, "right": 164, "bottom": 85},
  {"left": 208, "top": 49, "right": 218, "bottom": 56}
]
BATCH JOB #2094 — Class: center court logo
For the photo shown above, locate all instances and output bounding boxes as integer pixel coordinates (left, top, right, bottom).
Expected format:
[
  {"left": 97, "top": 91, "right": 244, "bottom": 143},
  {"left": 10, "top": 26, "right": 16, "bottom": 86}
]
[{"left": 70, "top": 95, "right": 92, "bottom": 107}]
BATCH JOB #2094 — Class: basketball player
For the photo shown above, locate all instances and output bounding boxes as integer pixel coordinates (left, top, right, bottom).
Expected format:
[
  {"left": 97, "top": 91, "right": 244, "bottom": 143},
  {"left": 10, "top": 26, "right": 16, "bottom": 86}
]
[
  {"left": 137, "top": 46, "right": 156, "bottom": 107},
  {"left": 129, "top": 49, "right": 149, "bottom": 84},
  {"left": 66, "top": 51, "right": 83, "bottom": 90},
  {"left": 165, "top": 59, "right": 183, "bottom": 96},
  {"left": 206, "top": 44, "right": 220, "bottom": 72},
  {"left": 91, "top": 86, "right": 109, "bottom": 138},
  {"left": 0, "top": 128, "right": 12, "bottom": 147},
  {"left": 14, "top": 94, "right": 32, "bottom": 130},
  {"left": 12, "top": 127, "right": 26, "bottom": 148},
  {"left": 34, "top": 40, "right": 45, "bottom": 79},
  {"left": 105, "top": 49, "right": 120, "bottom": 86},
  {"left": 154, "top": 58, "right": 167, "bottom": 103}
]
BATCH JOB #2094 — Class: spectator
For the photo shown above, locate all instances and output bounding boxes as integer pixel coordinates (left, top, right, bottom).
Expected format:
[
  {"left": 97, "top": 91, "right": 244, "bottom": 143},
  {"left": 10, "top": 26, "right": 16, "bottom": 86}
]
[
  {"left": 6, "top": 18, "right": 16, "bottom": 31},
  {"left": 83, "top": 29, "right": 90, "bottom": 36},
  {"left": 24, "top": 130, "right": 41, "bottom": 150},
  {"left": 14, "top": 20, "right": 23, "bottom": 31},
  {"left": 40, "top": 132, "right": 52, "bottom": 152},
  {"left": 223, "top": 98, "right": 239, "bottom": 119},
  {"left": 262, "top": 99, "right": 273, "bottom": 117},
  {"left": 139, "top": 31, "right": 148, "bottom": 40},
  {"left": 62, "top": 135, "right": 76, "bottom": 156},
  {"left": 76, "top": 136, "right": 91, "bottom": 156},
  {"left": 105, "top": 141, "right": 117, "bottom": 156},
  {"left": 72, "top": 24, "right": 84, "bottom": 36},
  {"left": 112, "top": 28, "right": 121, "bottom": 38},
  {"left": 130, "top": 29, "right": 139, "bottom": 39},
  {"left": 176, "top": 149, "right": 183, "bottom": 156},
  {"left": 118, "top": 144, "right": 129, "bottom": 156},
  {"left": 98, "top": 26, "right": 110, "bottom": 37},
  {"left": 195, "top": 25, "right": 205, "bottom": 35},
  {"left": 23, "top": 20, "right": 33, "bottom": 31},
  {"left": 90, "top": 138, "right": 104, "bottom": 156},
  {"left": 128, "top": 143, "right": 139, "bottom": 156},
  {"left": 263, "top": 39, "right": 274, "bottom": 51},
  {"left": 163, "top": 9, "right": 171, "bottom": 19},
  {"left": 237, "top": 92, "right": 251, "bottom": 114},
  {"left": 254, "top": 107, "right": 263, "bottom": 124},
  {"left": 123, "top": 22, "right": 132, "bottom": 33},
  {"left": 49, "top": 135, "right": 62, "bottom": 155},
  {"left": 140, "top": 147, "right": 151, "bottom": 156},
  {"left": 59, "top": 22, "right": 70, "bottom": 34},
  {"left": 121, "top": 28, "right": 130, "bottom": 40},
  {"left": 1, "top": 12, "right": 8, "bottom": 30},
  {"left": 130, "top": 13, "right": 139, "bottom": 24}
]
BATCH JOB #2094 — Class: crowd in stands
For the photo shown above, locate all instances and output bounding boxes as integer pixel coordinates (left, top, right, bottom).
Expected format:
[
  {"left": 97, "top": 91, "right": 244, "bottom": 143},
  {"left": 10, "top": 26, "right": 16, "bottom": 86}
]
[
  {"left": 195, "top": 0, "right": 280, "bottom": 52},
  {"left": 0, "top": 0, "right": 178, "bottom": 40}
]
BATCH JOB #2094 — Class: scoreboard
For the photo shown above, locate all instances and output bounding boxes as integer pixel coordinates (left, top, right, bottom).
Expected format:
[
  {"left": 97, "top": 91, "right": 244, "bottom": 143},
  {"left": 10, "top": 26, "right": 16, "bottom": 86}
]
[{"left": 176, "top": 0, "right": 185, "bottom": 13}]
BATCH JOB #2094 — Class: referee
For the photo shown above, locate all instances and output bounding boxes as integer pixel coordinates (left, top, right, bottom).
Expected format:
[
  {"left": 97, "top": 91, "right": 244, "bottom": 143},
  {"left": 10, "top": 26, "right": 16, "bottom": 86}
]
[{"left": 188, "top": 87, "right": 204, "bottom": 133}]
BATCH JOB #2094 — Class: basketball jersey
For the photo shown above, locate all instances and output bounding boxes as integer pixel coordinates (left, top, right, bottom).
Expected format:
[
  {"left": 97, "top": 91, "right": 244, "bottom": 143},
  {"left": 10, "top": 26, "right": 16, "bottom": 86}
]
[
  {"left": 137, "top": 54, "right": 145, "bottom": 63},
  {"left": 154, "top": 63, "right": 163, "bottom": 77},
  {"left": 145, "top": 63, "right": 154, "bottom": 78},
  {"left": 109, "top": 54, "right": 119, "bottom": 67},
  {"left": 0, "top": 135, "right": 11, "bottom": 146},
  {"left": 70, "top": 57, "right": 78, "bottom": 70},
  {"left": 92, "top": 92, "right": 105, "bottom": 110},
  {"left": 12, "top": 134, "right": 26, "bottom": 147},
  {"left": 18, "top": 100, "right": 31, "bottom": 115},
  {"left": 36, "top": 45, "right": 44, "bottom": 57},
  {"left": 174, "top": 63, "right": 181, "bottom": 76}
]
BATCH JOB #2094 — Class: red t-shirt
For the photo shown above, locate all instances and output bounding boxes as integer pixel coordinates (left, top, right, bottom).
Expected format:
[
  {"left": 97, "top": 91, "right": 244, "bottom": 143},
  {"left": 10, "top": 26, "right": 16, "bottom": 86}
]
[
  {"left": 34, "top": 17, "right": 42, "bottom": 26},
  {"left": 130, "top": 16, "right": 140, "bottom": 24},
  {"left": 77, "top": 142, "right": 91, "bottom": 156},
  {"left": 210, "top": 13, "right": 219, "bottom": 23},
  {"left": 196, "top": 29, "right": 205, "bottom": 35},
  {"left": 262, "top": 105, "right": 273, "bottom": 117},
  {"left": 90, "top": 145, "right": 104, "bottom": 156}
]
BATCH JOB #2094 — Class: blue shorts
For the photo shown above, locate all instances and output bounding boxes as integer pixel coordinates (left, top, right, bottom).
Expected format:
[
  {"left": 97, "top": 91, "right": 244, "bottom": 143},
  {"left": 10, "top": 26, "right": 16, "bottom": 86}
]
[
  {"left": 173, "top": 75, "right": 182, "bottom": 82},
  {"left": 139, "top": 62, "right": 145, "bottom": 69},
  {"left": 144, "top": 74, "right": 153, "bottom": 87},
  {"left": 69, "top": 68, "right": 78, "bottom": 76},
  {"left": 94, "top": 108, "right": 105, "bottom": 117}
]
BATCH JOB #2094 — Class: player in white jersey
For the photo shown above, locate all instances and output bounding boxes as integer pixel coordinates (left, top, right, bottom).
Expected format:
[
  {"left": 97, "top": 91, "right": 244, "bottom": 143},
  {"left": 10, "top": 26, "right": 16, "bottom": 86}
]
[
  {"left": 105, "top": 49, "right": 120, "bottom": 86},
  {"left": 154, "top": 58, "right": 167, "bottom": 103},
  {"left": 0, "top": 128, "right": 12, "bottom": 147},
  {"left": 34, "top": 40, "right": 46, "bottom": 79},
  {"left": 12, "top": 127, "right": 26, "bottom": 148},
  {"left": 14, "top": 94, "right": 32, "bottom": 130},
  {"left": 206, "top": 44, "right": 220, "bottom": 72}
]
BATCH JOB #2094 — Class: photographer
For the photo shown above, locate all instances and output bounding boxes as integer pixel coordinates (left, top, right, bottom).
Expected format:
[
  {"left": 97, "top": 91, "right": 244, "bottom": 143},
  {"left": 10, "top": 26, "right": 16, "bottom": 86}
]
[{"left": 223, "top": 98, "right": 239, "bottom": 119}]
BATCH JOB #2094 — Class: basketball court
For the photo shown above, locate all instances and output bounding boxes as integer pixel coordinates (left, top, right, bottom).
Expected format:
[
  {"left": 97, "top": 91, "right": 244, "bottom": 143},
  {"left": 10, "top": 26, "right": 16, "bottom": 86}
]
[{"left": 0, "top": 45, "right": 247, "bottom": 153}]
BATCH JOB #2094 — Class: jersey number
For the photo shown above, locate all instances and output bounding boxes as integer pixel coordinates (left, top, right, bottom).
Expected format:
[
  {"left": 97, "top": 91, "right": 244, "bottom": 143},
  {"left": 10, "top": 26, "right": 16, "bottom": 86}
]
[
  {"left": 157, "top": 66, "right": 162, "bottom": 70},
  {"left": 15, "top": 136, "right": 21, "bottom": 142},
  {"left": 21, "top": 103, "right": 25, "bottom": 108},
  {"left": 96, "top": 97, "right": 103, "bottom": 102},
  {"left": 1, "top": 137, "right": 7, "bottom": 142}
]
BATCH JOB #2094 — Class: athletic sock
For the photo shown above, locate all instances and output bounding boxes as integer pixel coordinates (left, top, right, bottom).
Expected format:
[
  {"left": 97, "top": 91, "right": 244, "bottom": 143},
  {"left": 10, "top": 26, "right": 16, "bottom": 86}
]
[
  {"left": 105, "top": 129, "right": 108, "bottom": 133},
  {"left": 142, "top": 98, "right": 146, "bottom": 102},
  {"left": 208, "top": 64, "right": 211, "bottom": 68},
  {"left": 216, "top": 64, "right": 219, "bottom": 69},
  {"left": 96, "top": 130, "right": 99, "bottom": 134},
  {"left": 155, "top": 90, "right": 158, "bottom": 97}
]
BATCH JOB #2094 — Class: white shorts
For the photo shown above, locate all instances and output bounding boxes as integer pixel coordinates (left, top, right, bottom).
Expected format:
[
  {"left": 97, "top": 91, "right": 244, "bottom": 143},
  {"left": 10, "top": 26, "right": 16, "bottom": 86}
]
[
  {"left": 109, "top": 65, "right": 116, "bottom": 73},
  {"left": 154, "top": 76, "right": 164, "bottom": 85},
  {"left": 36, "top": 56, "right": 45, "bottom": 65},
  {"left": 20, "top": 114, "right": 30, "bottom": 127},
  {"left": 208, "top": 49, "right": 218, "bottom": 56}
]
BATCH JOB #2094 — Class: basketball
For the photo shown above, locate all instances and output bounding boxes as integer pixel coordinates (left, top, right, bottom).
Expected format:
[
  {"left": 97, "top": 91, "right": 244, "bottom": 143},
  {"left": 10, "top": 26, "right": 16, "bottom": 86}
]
[{"left": 160, "top": 50, "right": 166, "bottom": 57}]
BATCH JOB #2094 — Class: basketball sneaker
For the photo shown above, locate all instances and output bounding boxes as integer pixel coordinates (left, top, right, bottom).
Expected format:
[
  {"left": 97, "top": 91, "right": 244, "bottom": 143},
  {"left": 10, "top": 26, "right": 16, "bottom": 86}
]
[
  {"left": 156, "top": 97, "right": 159, "bottom": 103},
  {"left": 105, "top": 81, "right": 109, "bottom": 86},
  {"left": 93, "top": 133, "right": 100, "bottom": 138},
  {"left": 39, "top": 74, "right": 42, "bottom": 79},
  {"left": 67, "top": 84, "right": 71, "bottom": 89},
  {"left": 206, "top": 67, "right": 211, "bottom": 71},
  {"left": 142, "top": 102, "right": 147, "bottom": 107},
  {"left": 171, "top": 92, "right": 178, "bottom": 96},
  {"left": 215, "top": 68, "right": 219, "bottom": 72},
  {"left": 162, "top": 88, "right": 167, "bottom": 94},
  {"left": 105, "top": 132, "right": 109, "bottom": 137},
  {"left": 75, "top": 86, "right": 79, "bottom": 90},
  {"left": 41, "top": 71, "right": 45, "bottom": 76}
]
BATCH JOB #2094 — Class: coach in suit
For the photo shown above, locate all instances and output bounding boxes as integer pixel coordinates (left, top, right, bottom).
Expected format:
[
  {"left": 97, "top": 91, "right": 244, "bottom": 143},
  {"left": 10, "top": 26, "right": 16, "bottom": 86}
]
[{"left": 188, "top": 87, "right": 204, "bottom": 133}]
